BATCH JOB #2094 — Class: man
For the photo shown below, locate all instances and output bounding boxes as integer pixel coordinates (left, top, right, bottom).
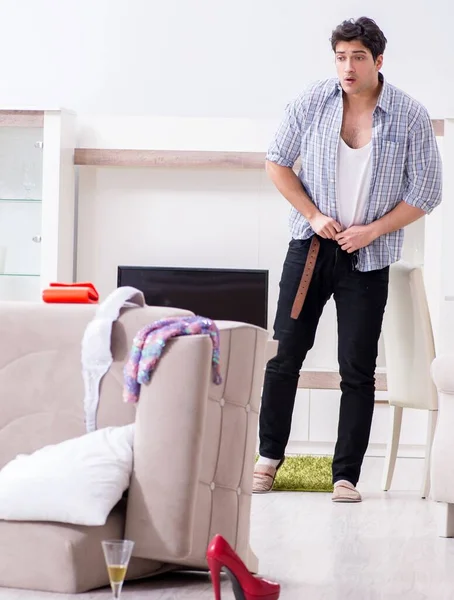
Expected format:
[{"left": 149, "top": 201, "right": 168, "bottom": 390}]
[{"left": 253, "top": 17, "right": 442, "bottom": 502}]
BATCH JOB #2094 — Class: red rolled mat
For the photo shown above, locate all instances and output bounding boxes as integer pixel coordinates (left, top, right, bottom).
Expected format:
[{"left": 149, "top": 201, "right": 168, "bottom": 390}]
[{"left": 42, "top": 282, "right": 99, "bottom": 304}]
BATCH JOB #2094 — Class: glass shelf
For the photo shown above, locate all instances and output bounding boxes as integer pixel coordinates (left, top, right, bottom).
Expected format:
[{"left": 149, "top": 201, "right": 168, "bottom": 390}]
[
  {"left": 0, "top": 273, "right": 40, "bottom": 277},
  {"left": 0, "top": 198, "right": 42, "bottom": 203}
]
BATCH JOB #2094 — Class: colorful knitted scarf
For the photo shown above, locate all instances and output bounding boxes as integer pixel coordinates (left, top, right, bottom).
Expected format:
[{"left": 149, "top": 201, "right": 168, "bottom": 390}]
[{"left": 123, "top": 315, "right": 222, "bottom": 403}]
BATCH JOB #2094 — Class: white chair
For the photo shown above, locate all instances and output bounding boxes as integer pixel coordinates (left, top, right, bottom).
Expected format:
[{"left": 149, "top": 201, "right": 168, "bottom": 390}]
[{"left": 381, "top": 262, "right": 438, "bottom": 498}]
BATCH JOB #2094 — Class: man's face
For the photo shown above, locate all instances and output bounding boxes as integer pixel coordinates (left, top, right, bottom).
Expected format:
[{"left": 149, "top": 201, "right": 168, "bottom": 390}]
[{"left": 335, "top": 40, "right": 383, "bottom": 95}]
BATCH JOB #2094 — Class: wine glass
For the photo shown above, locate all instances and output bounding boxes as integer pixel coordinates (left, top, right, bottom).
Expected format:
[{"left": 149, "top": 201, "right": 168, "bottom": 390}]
[{"left": 101, "top": 539, "right": 134, "bottom": 599}]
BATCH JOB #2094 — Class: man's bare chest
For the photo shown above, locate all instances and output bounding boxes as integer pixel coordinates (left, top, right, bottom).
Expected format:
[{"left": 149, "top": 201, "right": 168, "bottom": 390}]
[{"left": 341, "top": 112, "right": 373, "bottom": 149}]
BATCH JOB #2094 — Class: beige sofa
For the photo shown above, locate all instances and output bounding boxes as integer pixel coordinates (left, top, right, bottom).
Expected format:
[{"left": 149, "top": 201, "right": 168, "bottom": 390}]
[{"left": 0, "top": 301, "right": 267, "bottom": 593}]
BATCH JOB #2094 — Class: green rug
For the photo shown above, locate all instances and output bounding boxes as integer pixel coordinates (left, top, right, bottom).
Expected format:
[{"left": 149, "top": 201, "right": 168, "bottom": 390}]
[{"left": 257, "top": 455, "right": 334, "bottom": 492}]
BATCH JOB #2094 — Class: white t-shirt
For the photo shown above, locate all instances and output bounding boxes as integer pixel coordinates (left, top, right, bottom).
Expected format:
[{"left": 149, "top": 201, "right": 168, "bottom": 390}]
[{"left": 336, "top": 137, "right": 373, "bottom": 230}]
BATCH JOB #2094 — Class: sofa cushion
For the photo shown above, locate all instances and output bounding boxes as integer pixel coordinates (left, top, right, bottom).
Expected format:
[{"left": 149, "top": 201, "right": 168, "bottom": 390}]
[
  {"left": 0, "top": 425, "right": 134, "bottom": 526},
  {"left": 0, "top": 502, "right": 164, "bottom": 593}
]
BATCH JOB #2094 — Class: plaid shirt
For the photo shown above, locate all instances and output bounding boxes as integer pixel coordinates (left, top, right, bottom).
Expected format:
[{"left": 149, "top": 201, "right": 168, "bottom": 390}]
[{"left": 266, "top": 74, "right": 442, "bottom": 271}]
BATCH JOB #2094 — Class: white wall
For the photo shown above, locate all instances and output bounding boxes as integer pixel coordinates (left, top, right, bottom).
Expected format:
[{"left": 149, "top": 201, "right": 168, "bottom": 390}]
[{"left": 0, "top": 0, "right": 452, "bottom": 119}]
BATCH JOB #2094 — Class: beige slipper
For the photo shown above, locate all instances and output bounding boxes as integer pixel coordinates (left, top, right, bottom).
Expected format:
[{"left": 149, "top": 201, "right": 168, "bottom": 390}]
[
  {"left": 332, "top": 480, "right": 362, "bottom": 503},
  {"left": 252, "top": 458, "right": 285, "bottom": 494}
]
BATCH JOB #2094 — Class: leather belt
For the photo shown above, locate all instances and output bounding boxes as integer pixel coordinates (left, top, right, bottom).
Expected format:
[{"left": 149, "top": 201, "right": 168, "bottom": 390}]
[{"left": 290, "top": 236, "right": 320, "bottom": 320}]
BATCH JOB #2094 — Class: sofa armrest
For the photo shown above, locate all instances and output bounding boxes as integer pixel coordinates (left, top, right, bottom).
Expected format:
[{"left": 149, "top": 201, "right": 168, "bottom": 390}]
[
  {"left": 125, "top": 334, "right": 212, "bottom": 562},
  {"left": 431, "top": 355, "right": 454, "bottom": 394}
]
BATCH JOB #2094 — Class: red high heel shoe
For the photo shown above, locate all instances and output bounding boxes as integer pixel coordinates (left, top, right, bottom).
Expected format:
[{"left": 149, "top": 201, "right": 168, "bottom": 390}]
[{"left": 206, "top": 534, "right": 280, "bottom": 600}]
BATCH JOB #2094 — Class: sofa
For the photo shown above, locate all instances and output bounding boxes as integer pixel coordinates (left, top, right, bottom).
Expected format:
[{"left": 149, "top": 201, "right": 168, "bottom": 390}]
[{"left": 0, "top": 301, "right": 268, "bottom": 593}]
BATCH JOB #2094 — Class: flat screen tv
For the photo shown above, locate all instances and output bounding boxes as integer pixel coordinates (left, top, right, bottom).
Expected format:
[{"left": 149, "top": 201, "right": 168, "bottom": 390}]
[{"left": 117, "top": 266, "right": 268, "bottom": 329}]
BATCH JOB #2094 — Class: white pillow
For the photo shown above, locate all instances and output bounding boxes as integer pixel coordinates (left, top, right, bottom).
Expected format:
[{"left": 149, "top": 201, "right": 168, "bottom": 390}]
[{"left": 0, "top": 424, "right": 134, "bottom": 526}]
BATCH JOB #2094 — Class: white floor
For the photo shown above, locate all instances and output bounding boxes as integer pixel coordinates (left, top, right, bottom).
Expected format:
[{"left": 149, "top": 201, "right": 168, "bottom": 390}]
[{"left": 2, "top": 457, "right": 454, "bottom": 599}]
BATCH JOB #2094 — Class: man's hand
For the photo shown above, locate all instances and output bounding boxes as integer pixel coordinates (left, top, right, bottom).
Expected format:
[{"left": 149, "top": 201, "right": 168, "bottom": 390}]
[
  {"left": 335, "top": 225, "right": 377, "bottom": 253},
  {"left": 309, "top": 212, "right": 342, "bottom": 239}
]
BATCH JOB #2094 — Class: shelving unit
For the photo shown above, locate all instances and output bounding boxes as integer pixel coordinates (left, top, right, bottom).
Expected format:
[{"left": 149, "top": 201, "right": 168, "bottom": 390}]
[{"left": 0, "top": 109, "right": 76, "bottom": 301}]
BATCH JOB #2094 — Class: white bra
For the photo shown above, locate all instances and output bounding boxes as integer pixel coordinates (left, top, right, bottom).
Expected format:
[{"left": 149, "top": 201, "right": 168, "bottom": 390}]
[{"left": 81, "top": 287, "right": 145, "bottom": 432}]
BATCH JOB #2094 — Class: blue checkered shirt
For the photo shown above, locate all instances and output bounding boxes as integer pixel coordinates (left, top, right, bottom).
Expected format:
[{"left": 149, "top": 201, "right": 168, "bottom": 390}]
[{"left": 266, "top": 75, "right": 442, "bottom": 271}]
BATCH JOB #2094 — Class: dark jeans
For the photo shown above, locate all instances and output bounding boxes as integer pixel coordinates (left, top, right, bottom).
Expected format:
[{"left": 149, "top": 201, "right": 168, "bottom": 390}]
[{"left": 259, "top": 236, "right": 389, "bottom": 486}]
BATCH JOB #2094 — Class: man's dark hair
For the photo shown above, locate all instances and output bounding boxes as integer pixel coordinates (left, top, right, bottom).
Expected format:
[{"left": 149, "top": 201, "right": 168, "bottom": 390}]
[{"left": 330, "top": 17, "right": 387, "bottom": 61}]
